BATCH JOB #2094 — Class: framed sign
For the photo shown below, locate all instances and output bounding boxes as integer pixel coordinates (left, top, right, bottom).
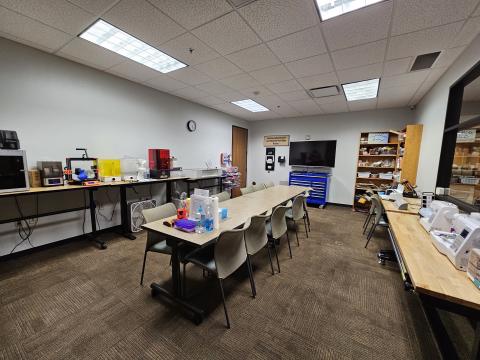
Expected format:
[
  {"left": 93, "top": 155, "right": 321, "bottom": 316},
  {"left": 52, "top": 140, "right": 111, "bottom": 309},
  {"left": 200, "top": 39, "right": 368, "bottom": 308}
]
[
  {"left": 367, "top": 132, "right": 389, "bottom": 144},
  {"left": 264, "top": 135, "right": 290, "bottom": 147},
  {"left": 457, "top": 129, "right": 477, "bottom": 143}
]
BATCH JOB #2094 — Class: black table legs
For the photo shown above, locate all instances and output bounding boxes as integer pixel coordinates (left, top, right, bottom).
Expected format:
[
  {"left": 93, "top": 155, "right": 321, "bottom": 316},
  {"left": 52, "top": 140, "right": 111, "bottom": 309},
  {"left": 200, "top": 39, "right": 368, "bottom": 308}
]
[{"left": 87, "top": 188, "right": 107, "bottom": 249}]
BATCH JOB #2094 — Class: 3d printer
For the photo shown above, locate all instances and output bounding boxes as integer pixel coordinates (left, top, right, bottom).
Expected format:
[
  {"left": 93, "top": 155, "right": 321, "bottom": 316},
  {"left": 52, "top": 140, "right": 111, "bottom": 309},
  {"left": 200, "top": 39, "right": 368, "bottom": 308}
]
[
  {"left": 38, "top": 161, "right": 64, "bottom": 186},
  {"left": 148, "top": 149, "right": 170, "bottom": 179},
  {"left": 65, "top": 148, "right": 99, "bottom": 185}
]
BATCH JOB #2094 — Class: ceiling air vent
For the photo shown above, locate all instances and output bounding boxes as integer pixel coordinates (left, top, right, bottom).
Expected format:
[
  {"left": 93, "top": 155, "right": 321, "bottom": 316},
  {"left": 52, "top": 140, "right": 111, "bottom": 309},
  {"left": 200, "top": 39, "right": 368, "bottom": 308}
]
[
  {"left": 411, "top": 52, "right": 441, "bottom": 71},
  {"left": 308, "top": 85, "right": 339, "bottom": 98},
  {"left": 228, "top": 0, "right": 257, "bottom": 8}
]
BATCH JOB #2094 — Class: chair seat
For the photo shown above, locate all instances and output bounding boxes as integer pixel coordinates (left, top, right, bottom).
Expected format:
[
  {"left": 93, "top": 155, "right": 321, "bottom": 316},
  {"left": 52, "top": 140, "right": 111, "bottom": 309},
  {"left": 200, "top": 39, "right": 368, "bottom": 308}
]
[
  {"left": 184, "top": 246, "right": 216, "bottom": 273},
  {"left": 285, "top": 209, "right": 293, "bottom": 219},
  {"left": 149, "top": 240, "right": 172, "bottom": 254}
]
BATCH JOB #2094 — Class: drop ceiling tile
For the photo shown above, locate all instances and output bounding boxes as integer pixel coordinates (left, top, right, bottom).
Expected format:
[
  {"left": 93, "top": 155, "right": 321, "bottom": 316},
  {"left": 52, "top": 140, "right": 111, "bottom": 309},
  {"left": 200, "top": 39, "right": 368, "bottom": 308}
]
[
  {"left": 240, "top": 86, "right": 273, "bottom": 99},
  {"left": 226, "top": 44, "right": 280, "bottom": 72},
  {"left": 195, "top": 57, "right": 243, "bottom": 79},
  {"left": 409, "top": 79, "right": 436, "bottom": 105},
  {"left": 266, "top": 79, "right": 303, "bottom": 94},
  {"left": 381, "top": 71, "right": 429, "bottom": 90},
  {"left": 0, "top": 7, "right": 72, "bottom": 52},
  {"left": 160, "top": 33, "right": 220, "bottom": 66},
  {"left": 322, "top": 0, "right": 393, "bottom": 51},
  {"left": 57, "top": 38, "right": 125, "bottom": 70},
  {"left": 296, "top": 72, "right": 339, "bottom": 90},
  {"left": 219, "top": 73, "right": 260, "bottom": 90},
  {"left": 192, "top": 12, "right": 261, "bottom": 55},
  {"left": 195, "top": 81, "right": 235, "bottom": 96},
  {"left": 337, "top": 63, "right": 383, "bottom": 84},
  {"left": 168, "top": 67, "right": 211, "bottom": 85},
  {"left": 216, "top": 90, "right": 247, "bottom": 102},
  {"left": 332, "top": 40, "right": 387, "bottom": 70},
  {"left": 285, "top": 54, "right": 334, "bottom": 78},
  {"left": 144, "top": 75, "right": 189, "bottom": 92},
  {"left": 287, "top": 99, "right": 323, "bottom": 115},
  {"left": 252, "top": 94, "right": 288, "bottom": 111},
  {"left": 243, "top": 111, "right": 279, "bottom": 121},
  {"left": 172, "top": 86, "right": 210, "bottom": 100},
  {"left": 103, "top": 0, "right": 185, "bottom": 48},
  {"left": 238, "top": 0, "right": 318, "bottom": 41},
  {"left": 212, "top": 102, "right": 249, "bottom": 117},
  {"left": 274, "top": 103, "right": 303, "bottom": 117},
  {"left": 377, "top": 92, "right": 412, "bottom": 109},
  {"left": 387, "top": 21, "right": 464, "bottom": 60},
  {"left": 391, "top": 0, "right": 478, "bottom": 36},
  {"left": 266, "top": 26, "right": 327, "bottom": 63},
  {"left": 383, "top": 57, "right": 413, "bottom": 76},
  {"left": 347, "top": 99, "right": 377, "bottom": 112},
  {"left": 249, "top": 65, "right": 293, "bottom": 85},
  {"left": 278, "top": 90, "right": 310, "bottom": 102},
  {"left": 194, "top": 96, "right": 225, "bottom": 107},
  {"left": 0, "top": 0, "right": 95, "bottom": 35},
  {"left": 149, "top": 0, "right": 232, "bottom": 30},
  {"left": 107, "top": 60, "right": 162, "bottom": 82},
  {"left": 452, "top": 16, "right": 480, "bottom": 47},
  {"left": 68, "top": 0, "right": 117, "bottom": 15},
  {"left": 319, "top": 98, "right": 349, "bottom": 114},
  {"left": 426, "top": 67, "right": 448, "bottom": 84},
  {"left": 434, "top": 47, "right": 467, "bottom": 68},
  {"left": 314, "top": 94, "right": 345, "bottom": 105}
]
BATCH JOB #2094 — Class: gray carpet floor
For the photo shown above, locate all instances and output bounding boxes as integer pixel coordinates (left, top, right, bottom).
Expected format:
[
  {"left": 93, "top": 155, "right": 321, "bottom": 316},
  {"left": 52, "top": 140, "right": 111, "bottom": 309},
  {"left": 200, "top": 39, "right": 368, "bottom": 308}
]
[{"left": 0, "top": 205, "right": 469, "bottom": 359}]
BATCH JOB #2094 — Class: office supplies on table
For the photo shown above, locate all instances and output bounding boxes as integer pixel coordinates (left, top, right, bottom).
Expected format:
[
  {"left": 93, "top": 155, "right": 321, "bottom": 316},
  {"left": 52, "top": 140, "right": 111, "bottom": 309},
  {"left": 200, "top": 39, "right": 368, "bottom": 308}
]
[
  {"left": 174, "top": 219, "right": 196, "bottom": 232},
  {"left": 28, "top": 169, "right": 42, "bottom": 187},
  {"left": 98, "top": 159, "right": 121, "bottom": 182},
  {"left": 430, "top": 213, "right": 480, "bottom": 271},
  {"left": 0, "top": 149, "right": 29, "bottom": 193},
  {"left": 38, "top": 161, "right": 64, "bottom": 186},
  {"left": 394, "top": 198, "right": 409, "bottom": 210},
  {"left": 401, "top": 180, "right": 418, "bottom": 198},
  {"left": 419, "top": 200, "right": 458, "bottom": 232},
  {"left": 467, "top": 248, "right": 480, "bottom": 289},
  {"left": 0, "top": 130, "right": 20, "bottom": 149},
  {"left": 149, "top": 149, "right": 170, "bottom": 179},
  {"left": 422, "top": 192, "right": 434, "bottom": 208}
]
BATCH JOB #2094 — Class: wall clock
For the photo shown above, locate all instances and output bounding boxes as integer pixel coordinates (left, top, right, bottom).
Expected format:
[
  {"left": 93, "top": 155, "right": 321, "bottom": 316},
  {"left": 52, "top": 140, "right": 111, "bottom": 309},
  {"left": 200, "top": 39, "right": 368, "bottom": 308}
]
[{"left": 187, "top": 120, "right": 197, "bottom": 132}]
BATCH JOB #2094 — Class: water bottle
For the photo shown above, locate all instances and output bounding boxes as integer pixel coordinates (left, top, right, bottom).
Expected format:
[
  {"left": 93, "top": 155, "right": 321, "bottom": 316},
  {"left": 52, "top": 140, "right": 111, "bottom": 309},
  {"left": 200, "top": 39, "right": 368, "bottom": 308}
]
[
  {"left": 195, "top": 206, "right": 204, "bottom": 233},
  {"left": 205, "top": 203, "right": 214, "bottom": 232}
]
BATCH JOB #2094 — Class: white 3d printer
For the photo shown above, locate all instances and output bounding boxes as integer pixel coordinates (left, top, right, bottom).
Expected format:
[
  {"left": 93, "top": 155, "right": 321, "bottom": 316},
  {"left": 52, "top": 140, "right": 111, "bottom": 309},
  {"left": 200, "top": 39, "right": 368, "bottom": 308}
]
[
  {"left": 419, "top": 200, "right": 459, "bottom": 232},
  {"left": 430, "top": 213, "right": 480, "bottom": 271}
]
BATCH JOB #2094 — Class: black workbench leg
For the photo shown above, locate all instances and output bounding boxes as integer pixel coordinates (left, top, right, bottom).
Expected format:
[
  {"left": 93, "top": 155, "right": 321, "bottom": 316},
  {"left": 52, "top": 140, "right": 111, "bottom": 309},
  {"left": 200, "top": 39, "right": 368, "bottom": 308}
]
[
  {"left": 168, "top": 239, "right": 182, "bottom": 297},
  {"left": 471, "top": 321, "right": 480, "bottom": 360},
  {"left": 120, "top": 186, "right": 136, "bottom": 240},
  {"left": 420, "top": 294, "right": 459, "bottom": 360},
  {"left": 88, "top": 189, "right": 107, "bottom": 250},
  {"left": 166, "top": 182, "right": 172, "bottom": 203}
]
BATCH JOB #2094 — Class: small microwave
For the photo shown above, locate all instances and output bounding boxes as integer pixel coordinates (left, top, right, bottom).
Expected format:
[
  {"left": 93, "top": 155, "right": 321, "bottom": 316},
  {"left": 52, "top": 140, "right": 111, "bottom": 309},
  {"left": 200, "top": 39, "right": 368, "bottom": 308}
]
[{"left": 0, "top": 149, "right": 30, "bottom": 193}]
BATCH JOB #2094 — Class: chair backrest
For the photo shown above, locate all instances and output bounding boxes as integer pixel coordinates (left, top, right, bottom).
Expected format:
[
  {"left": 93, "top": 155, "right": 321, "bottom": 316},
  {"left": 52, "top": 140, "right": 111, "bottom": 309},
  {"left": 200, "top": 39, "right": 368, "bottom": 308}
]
[
  {"left": 142, "top": 202, "right": 177, "bottom": 223},
  {"left": 264, "top": 181, "right": 274, "bottom": 188},
  {"left": 252, "top": 184, "right": 265, "bottom": 192},
  {"left": 245, "top": 209, "right": 271, "bottom": 255},
  {"left": 214, "top": 219, "right": 251, "bottom": 279},
  {"left": 271, "top": 206, "right": 289, "bottom": 239},
  {"left": 214, "top": 191, "right": 231, "bottom": 202},
  {"left": 371, "top": 195, "right": 384, "bottom": 224},
  {"left": 291, "top": 196, "right": 306, "bottom": 221},
  {"left": 240, "top": 186, "right": 254, "bottom": 195}
]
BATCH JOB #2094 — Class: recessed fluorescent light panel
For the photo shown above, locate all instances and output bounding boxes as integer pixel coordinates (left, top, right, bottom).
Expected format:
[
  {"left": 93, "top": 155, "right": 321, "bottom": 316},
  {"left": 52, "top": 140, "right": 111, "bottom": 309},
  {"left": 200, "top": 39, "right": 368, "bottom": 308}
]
[
  {"left": 342, "top": 78, "right": 379, "bottom": 101},
  {"left": 315, "top": 0, "right": 385, "bottom": 21},
  {"left": 79, "top": 19, "right": 187, "bottom": 73},
  {"left": 231, "top": 99, "right": 269, "bottom": 112}
]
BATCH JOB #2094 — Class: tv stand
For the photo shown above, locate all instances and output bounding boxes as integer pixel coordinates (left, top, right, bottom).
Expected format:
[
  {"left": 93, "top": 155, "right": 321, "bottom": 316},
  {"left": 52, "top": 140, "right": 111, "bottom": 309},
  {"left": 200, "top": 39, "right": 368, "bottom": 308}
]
[{"left": 289, "top": 171, "right": 331, "bottom": 208}]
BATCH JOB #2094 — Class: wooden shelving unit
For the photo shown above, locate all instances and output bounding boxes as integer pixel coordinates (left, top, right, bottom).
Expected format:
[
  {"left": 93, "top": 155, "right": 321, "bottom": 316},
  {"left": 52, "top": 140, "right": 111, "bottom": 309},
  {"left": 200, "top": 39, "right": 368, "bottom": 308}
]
[{"left": 353, "top": 125, "right": 423, "bottom": 212}]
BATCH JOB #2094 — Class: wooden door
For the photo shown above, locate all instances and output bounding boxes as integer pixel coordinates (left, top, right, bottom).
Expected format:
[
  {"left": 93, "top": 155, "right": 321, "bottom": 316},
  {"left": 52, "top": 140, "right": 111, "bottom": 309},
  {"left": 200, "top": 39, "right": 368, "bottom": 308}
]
[{"left": 232, "top": 126, "right": 248, "bottom": 198}]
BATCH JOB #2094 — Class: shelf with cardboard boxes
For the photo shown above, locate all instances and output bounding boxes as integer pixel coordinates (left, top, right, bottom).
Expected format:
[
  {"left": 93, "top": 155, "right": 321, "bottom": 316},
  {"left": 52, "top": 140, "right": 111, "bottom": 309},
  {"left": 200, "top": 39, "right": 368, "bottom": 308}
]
[{"left": 353, "top": 125, "right": 423, "bottom": 212}]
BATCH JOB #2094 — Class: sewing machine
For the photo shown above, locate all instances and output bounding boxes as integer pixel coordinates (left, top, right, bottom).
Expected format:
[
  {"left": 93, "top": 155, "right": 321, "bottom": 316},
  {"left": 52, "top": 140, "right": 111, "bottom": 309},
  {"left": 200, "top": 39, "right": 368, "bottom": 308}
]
[
  {"left": 430, "top": 213, "right": 480, "bottom": 271},
  {"left": 419, "top": 200, "right": 458, "bottom": 232}
]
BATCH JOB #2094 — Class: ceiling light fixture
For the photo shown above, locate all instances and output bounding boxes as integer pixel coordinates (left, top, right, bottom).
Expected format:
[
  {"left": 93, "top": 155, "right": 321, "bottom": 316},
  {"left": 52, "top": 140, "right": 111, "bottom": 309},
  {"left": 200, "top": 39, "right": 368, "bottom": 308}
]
[
  {"left": 231, "top": 99, "right": 269, "bottom": 112},
  {"left": 79, "top": 19, "right": 187, "bottom": 73},
  {"left": 315, "top": 0, "right": 385, "bottom": 21},
  {"left": 342, "top": 78, "right": 379, "bottom": 101}
]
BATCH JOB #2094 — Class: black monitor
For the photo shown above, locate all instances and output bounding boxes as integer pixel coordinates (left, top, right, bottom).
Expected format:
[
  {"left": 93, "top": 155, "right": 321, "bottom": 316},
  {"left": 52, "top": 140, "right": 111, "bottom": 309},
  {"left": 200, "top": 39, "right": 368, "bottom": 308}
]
[{"left": 289, "top": 140, "right": 336, "bottom": 167}]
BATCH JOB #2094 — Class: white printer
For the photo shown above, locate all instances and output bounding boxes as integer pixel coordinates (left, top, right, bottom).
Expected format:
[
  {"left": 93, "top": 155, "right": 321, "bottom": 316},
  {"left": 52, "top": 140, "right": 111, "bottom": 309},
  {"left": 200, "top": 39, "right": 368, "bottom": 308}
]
[
  {"left": 419, "top": 200, "right": 458, "bottom": 232},
  {"left": 430, "top": 213, "right": 480, "bottom": 271}
]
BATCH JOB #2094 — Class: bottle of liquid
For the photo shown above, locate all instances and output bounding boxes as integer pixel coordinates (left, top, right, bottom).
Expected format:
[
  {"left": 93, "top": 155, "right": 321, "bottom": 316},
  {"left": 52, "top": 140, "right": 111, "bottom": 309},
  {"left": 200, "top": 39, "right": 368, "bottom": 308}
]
[
  {"left": 195, "top": 206, "right": 204, "bottom": 233},
  {"left": 205, "top": 202, "right": 214, "bottom": 232}
]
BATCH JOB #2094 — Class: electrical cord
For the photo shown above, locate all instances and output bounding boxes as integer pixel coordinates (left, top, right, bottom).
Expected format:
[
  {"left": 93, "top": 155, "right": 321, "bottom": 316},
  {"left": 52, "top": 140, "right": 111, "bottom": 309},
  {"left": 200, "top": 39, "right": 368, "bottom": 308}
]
[
  {"left": 96, "top": 188, "right": 119, "bottom": 223},
  {"left": 10, "top": 195, "right": 39, "bottom": 254}
]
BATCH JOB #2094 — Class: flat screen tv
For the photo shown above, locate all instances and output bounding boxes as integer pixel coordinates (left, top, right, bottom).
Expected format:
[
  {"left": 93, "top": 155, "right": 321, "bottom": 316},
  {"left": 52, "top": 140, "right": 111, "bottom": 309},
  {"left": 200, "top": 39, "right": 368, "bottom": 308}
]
[{"left": 289, "top": 140, "right": 337, "bottom": 167}]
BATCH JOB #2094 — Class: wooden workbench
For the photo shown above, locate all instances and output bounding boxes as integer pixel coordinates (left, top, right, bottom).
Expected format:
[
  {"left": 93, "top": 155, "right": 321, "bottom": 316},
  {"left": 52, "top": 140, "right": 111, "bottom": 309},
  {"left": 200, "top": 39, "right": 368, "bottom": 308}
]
[{"left": 381, "top": 197, "right": 421, "bottom": 215}]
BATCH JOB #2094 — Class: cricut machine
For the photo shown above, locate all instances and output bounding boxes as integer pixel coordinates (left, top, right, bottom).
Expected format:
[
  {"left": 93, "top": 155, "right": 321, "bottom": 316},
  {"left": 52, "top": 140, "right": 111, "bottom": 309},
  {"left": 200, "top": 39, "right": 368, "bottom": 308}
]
[
  {"left": 430, "top": 213, "right": 480, "bottom": 271},
  {"left": 419, "top": 200, "right": 459, "bottom": 232}
]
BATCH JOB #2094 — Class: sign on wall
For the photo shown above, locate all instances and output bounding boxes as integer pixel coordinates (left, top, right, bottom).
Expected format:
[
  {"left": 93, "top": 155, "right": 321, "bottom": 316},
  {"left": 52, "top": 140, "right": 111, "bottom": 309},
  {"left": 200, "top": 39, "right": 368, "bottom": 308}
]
[
  {"left": 264, "top": 135, "right": 290, "bottom": 147},
  {"left": 367, "top": 132, "right": 389, "bottom": 144},
  {"left": 457, "top": 129, "right": 477, "bottom": 143}
]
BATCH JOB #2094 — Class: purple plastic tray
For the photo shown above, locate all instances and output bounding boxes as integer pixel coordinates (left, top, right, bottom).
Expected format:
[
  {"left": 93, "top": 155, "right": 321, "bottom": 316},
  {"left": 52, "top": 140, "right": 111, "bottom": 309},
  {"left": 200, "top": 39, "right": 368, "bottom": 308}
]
[{"left": 174, "top": 219, "right": 197, "bottom": 233}]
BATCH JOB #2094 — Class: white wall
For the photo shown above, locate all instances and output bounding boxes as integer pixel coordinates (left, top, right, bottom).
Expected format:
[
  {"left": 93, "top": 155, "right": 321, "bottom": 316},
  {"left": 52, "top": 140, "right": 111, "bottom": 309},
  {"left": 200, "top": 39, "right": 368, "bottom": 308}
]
[
  {"left": 415, "top": 34, "right": 480, "bottom": 193},
  {"left": 247, "top": 109, "right": 412, "bottom": 205},
  {"left": 0, "top": 38, "right": 247, "bottom": 255}
]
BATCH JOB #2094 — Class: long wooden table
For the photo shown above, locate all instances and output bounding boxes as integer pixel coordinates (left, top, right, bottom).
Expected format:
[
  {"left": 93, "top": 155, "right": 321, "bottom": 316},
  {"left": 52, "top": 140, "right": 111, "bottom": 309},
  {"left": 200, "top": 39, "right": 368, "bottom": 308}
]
[
  {"left": 385, "top": 210, "right": 480, "bottom": 359},
  {"left": 142, "top": 185, "right": 310, "bottom": 323}
]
